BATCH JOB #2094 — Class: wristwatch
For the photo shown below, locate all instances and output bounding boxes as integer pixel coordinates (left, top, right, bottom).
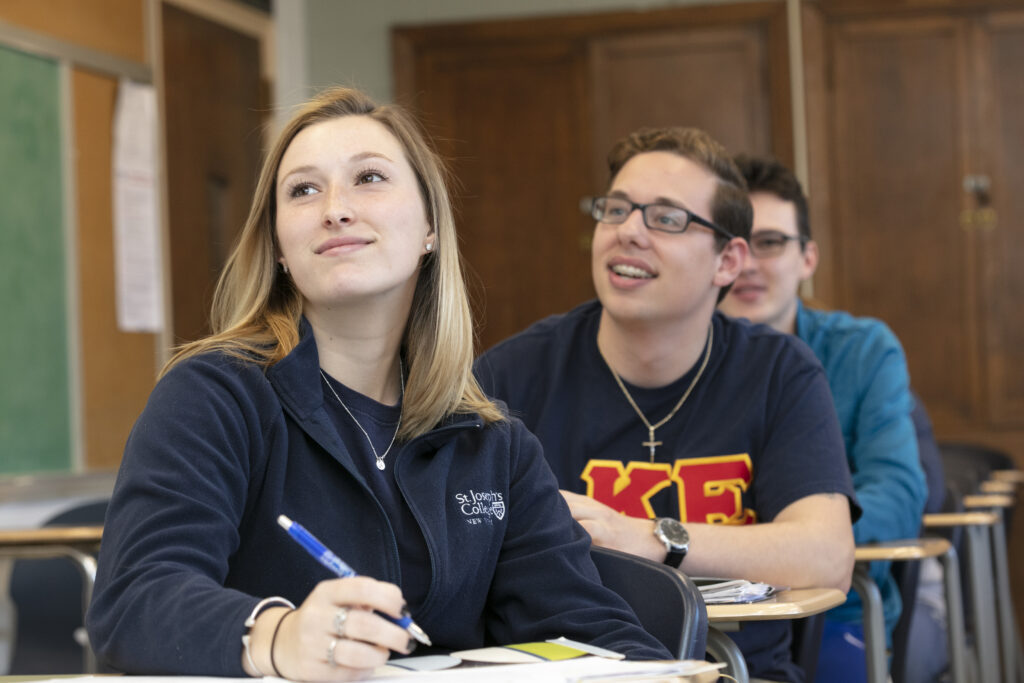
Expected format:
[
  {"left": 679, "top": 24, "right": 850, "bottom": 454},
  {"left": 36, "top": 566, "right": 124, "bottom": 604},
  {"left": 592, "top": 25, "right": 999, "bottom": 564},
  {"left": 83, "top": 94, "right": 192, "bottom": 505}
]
[{"left": 653, "top": 517, "right": 690, "bottom": 568}]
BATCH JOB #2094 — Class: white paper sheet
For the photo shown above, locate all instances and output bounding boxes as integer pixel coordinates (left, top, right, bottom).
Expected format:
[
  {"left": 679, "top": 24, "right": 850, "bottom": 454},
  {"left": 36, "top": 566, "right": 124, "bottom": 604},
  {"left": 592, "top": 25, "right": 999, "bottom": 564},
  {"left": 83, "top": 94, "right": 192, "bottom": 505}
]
[
  {"left": 25, "top": 659, "right": 724, "bottom": 683},
  {"left": 694, "top": 577, "right": 781, "bottom": 604},
  {"left": 113, "top": 79, "right": 164, "bottom": 333},
  {"left": 369, "top": 657, "right": 722, "bottom": 681}
]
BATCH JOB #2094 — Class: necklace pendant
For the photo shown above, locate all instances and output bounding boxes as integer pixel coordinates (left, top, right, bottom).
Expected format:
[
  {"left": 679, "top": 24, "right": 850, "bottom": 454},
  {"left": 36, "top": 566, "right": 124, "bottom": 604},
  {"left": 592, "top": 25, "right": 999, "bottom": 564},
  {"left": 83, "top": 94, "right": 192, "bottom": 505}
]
[
  {"left": 319, "top": 364, "right": 404, "bottom": 476},
  {"left": 643, "top": 438, "right": 663, "bottom": 461},
  {"left": 642, "top": 427, "right": 663, "bottom": 461},
  {"left": 602, "top": 323, "right": 713, "bottom": 466}
]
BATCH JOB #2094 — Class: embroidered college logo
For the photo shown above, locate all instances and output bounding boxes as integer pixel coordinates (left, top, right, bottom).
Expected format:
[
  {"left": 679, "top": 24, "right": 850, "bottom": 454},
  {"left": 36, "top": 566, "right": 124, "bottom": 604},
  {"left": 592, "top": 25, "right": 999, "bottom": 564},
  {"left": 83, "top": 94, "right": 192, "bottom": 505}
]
[
  {"left": 581, "top": 454, "right": 757, "bottom": 524},
  {"left": 454, "top": 489, "right": 506, "bottom": 524}
]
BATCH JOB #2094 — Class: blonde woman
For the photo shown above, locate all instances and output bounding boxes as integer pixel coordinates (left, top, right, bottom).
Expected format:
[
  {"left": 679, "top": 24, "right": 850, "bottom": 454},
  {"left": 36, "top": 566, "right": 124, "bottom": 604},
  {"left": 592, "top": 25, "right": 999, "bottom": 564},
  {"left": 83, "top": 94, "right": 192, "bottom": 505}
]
[{"left": 87, "top": 87, "right": 668, "bottom": 680}]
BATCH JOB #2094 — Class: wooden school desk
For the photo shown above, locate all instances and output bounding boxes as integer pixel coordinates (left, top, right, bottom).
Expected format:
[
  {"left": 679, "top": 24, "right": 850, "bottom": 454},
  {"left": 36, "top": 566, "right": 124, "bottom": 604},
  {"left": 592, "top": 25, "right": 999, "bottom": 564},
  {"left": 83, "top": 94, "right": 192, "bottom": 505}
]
[
  {"left": 0, "top": 526, "right": 104, "bottom": 673},
  {"left": 962, "top": 493, "right": 1019, "bottom": 683},
  {"left": 923, "top": 511, "right": 1001, "bottom": 683},
  {"left": 704, "top": 586, "right": 846, "bottom": 683},
  {"left": 853, "top": 537, "right": 967, "bottom": 683}
]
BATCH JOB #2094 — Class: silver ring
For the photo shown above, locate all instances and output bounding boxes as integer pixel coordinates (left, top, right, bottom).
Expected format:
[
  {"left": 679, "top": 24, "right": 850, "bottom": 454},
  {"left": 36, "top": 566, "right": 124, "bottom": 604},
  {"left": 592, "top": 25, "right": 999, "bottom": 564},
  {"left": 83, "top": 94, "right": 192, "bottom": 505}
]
[
  {"left": 327, "top": 637, "right": 340, "bottom": 668},
  {"left": 333, "top": 607, "right": 350, "bottom": 637}
]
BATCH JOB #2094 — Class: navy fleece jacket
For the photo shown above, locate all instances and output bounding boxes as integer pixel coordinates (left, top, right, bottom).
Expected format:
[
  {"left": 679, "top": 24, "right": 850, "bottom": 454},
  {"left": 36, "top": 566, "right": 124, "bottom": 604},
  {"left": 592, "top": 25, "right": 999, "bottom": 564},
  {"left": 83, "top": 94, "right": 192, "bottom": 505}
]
[{"left": 87, "top": 326, "right": 669, "bottom": 674}]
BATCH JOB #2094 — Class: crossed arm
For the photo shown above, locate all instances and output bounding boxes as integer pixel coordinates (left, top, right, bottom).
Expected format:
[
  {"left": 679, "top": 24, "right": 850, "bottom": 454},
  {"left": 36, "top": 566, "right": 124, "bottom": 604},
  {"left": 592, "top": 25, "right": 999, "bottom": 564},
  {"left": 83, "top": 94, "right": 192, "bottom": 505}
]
[{"left": 562, "top": 490, "right": 854, "bottom": 593}]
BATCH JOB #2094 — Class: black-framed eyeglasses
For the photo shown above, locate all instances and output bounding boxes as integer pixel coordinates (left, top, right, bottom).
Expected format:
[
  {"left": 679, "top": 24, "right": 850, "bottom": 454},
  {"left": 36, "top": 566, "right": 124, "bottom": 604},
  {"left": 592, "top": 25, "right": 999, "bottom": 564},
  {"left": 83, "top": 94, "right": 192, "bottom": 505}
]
[
  {"left": 748, "top": 230, "right": 807, "bottom": 259},
  {"left": 581, "top": 196, "right": 734, "bottom": 239}
]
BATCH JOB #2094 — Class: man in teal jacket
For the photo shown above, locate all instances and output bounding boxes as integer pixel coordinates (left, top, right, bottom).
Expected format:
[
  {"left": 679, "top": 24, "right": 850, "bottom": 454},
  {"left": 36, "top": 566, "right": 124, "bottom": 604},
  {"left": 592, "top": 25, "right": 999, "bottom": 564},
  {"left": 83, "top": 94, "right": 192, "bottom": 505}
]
[{"left": 719, "top": 156, "right": 927, "bottom": 683}]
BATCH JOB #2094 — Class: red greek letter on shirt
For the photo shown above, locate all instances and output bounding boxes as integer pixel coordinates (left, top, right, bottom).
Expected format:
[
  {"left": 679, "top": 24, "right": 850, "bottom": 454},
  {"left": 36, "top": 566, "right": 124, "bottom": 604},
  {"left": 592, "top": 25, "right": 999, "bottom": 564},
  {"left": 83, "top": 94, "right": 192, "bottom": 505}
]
[
  {"left": 580, "top": 460, "right": 673, "bottom": 519},
  {"left": 674, "top": 454, "right": 757, "bottom": 524}
]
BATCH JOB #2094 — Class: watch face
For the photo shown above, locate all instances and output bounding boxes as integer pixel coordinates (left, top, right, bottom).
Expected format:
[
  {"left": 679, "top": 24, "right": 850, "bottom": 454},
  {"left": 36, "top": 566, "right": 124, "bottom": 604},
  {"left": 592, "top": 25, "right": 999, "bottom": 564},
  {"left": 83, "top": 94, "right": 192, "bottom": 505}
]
[{"left": 657, "top": 518, "right": 689, "bottom": 548}]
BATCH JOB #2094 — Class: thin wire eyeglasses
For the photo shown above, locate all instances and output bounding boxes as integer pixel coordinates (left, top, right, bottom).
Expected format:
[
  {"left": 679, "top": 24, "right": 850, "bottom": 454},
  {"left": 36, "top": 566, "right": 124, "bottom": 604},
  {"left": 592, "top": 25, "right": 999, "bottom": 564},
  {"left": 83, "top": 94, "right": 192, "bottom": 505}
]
[
  {"left": 748, "top": 230, "right": 808, "bottom": 259},
  {"left": 581, "top": 196, "right": 735, "bottom": 239}
]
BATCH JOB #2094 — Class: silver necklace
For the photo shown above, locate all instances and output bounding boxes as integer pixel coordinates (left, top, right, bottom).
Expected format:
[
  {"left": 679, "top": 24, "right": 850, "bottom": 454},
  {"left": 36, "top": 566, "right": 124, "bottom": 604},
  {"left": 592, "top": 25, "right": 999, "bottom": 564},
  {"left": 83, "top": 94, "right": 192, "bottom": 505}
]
[
  {"left": 319, "top": 362, "right": 404, "bottom": 471},
  {"left": 601, "top": 324, "right": 713, "bottom": 462}
]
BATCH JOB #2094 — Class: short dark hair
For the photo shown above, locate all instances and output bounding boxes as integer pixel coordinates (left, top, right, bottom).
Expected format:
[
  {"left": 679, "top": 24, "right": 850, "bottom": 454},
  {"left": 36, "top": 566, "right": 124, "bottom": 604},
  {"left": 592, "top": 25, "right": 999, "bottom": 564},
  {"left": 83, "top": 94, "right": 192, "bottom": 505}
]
[
  {"left": 733, "top": 155, "right": 811, "bottom": 243},
  {"left": 607, "top": 127, "right": 752, "bottom": 250}
]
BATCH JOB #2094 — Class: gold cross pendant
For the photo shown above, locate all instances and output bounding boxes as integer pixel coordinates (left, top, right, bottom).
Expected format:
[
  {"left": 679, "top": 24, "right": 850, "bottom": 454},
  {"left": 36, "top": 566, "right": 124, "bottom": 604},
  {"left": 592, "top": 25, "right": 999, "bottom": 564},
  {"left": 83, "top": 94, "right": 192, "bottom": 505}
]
[{"left": 643, "top": 427, "right": 662, "bottom": 460}]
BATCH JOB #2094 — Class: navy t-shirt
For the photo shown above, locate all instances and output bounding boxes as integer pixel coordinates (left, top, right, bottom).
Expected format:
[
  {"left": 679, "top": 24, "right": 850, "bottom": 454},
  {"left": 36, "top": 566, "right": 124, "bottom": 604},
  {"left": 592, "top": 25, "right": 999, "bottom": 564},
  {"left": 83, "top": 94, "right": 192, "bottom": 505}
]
[
  {"left": 475, "top": 301, "right": 857, "bottom": 682},
  {"left": 320, "top": 371, "right": 432, "bottom": 610}
]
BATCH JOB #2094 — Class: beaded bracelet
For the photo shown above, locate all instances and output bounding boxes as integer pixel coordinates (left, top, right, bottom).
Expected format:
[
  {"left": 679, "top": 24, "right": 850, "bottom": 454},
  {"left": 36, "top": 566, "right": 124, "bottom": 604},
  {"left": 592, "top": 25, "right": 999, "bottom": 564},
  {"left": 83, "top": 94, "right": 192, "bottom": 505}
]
[
  {"left": 241, "top": 596, "right": 295, "bottom": 677},
  {"left": 270, "top": 608, "right": 297, "bottom": 678}
]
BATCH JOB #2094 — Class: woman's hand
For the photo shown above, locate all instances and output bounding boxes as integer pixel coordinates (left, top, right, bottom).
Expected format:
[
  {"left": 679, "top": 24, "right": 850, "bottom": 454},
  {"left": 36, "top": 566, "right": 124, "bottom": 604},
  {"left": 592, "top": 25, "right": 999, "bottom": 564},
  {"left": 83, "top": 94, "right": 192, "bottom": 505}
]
[{"left": 248, "top": 577, "right": 416, "bottom": 681}]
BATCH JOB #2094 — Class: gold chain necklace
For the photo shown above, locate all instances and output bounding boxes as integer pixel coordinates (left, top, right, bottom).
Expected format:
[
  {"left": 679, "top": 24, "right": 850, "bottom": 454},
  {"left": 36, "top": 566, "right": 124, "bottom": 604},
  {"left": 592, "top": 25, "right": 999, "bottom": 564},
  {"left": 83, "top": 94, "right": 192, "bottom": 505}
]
[
  {"left": 602, "top": 324, "right": 713, "bottom": 462},
  {"left": 320, "top": 362, "right": 404, "bottom": 471}
]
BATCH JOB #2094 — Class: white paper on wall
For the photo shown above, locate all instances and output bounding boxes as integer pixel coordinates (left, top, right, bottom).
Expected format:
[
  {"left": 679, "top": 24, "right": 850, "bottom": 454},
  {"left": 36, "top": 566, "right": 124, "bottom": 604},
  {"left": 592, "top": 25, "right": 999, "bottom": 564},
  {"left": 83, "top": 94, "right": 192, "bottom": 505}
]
[{"left": 113, "top": 79, "right": 164, "bottom": 333}]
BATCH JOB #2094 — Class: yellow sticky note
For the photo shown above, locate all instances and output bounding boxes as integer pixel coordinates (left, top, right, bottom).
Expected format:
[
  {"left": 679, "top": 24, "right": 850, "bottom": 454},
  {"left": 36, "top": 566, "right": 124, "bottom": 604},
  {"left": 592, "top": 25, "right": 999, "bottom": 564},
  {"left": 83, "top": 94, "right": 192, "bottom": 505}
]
[{"left": 506, "top": 641, "right": 587, "bottom": 661}]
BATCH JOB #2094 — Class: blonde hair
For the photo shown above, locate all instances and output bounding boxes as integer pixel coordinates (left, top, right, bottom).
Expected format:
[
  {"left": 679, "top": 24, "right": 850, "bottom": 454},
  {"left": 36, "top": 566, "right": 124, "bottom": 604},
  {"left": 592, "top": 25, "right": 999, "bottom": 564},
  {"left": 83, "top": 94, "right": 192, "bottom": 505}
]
[{"left": 165, "top": 86, "right": 504, "bottom": 438}]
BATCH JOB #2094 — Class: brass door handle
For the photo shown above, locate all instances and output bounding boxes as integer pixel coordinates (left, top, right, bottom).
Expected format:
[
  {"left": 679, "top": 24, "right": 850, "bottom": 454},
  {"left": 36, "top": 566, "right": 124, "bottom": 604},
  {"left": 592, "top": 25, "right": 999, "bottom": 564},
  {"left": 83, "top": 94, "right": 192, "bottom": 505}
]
[
  {"left": 976, "top": 207, "right": 997, "bottom": 231},
  {"left": 960, "top": 208, "right": 998, "bottom": 231},
  {"left": 960, "top": 209, "right": 975, "bottom": 230},
  {"left": 962, "top": 175, "right": 996, "bottom": 231}
]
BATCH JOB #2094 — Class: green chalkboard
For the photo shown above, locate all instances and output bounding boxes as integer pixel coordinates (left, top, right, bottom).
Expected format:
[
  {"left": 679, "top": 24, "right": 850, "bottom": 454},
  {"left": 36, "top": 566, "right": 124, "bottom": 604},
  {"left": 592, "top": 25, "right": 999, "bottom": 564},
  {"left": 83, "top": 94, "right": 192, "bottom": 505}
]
[{"left": 0, "top": 45, "right": 71, "bottom": 473}]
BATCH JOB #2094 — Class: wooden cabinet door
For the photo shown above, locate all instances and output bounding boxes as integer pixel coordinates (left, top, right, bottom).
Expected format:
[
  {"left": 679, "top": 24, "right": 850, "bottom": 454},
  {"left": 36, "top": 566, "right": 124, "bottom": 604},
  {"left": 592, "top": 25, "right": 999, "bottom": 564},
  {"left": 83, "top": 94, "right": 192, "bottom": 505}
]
[
  {"left": 974, "top": 9, "right": 1024, "bottom": 426},
  {"left": 825, "top": 8, "right": 1024, "bottom": 438},
  {"left": 829, "top": 15, "right": 977, "bottom": 430},
  {"left": 397, "top": 40, "right": 595, "bottom": 351},
  {"left": 816, "top": 1, "right": 1024, "bottom": 638},
  {"left": 589, "top": 24, "right": 781, "bottom": 181},
  {"left": 162, "top": 3, "right": 264, "bottom": 343}
]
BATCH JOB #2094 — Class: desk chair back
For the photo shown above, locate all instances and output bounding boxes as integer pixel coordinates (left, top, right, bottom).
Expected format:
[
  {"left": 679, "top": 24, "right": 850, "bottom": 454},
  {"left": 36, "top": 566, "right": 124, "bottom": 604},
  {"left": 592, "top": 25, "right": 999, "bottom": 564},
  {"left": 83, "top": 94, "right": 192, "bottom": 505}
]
[
  {"left": 897, "top": 481, "right": 978, "bottom": 683},
  {"left": 940, "top": 442, "right": 1016, "bottom": 539},
  {"left": 913, "top": 393, "right": 946, "bottom": 516},
  {"left": 940, "top": 442, "right": 1022, "bottom": 682},
  {"left": 938, "top": 442, "right": 1014, "bottom": 473},
  {"left": 939, "top": 443, "right": 1014, "bottom": 495},
  {"left": 589, "top": 546, "right": 707, "bottom": 659},
  {"left": 790, "top": 613, "right": 825, "bottom": 681},
  {"left": 933, "top": 481, "right": 971, "bottom": 615},
  {"left": 889, "top": 550, "right": 924, "bottom": 683},
  {"left": 8, "top": 500, "right": 107, "bottom": 674}
]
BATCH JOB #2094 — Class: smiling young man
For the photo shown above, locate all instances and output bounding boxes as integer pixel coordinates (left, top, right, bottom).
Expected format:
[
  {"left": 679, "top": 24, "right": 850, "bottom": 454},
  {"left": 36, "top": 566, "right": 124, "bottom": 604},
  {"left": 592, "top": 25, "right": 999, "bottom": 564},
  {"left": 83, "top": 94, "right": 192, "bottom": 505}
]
[
  {"left": 475, "top": 128, "right": 858, "bottom": 682},
  {"left": 719, "top": 155, "right": 927, "bottom": 683}
]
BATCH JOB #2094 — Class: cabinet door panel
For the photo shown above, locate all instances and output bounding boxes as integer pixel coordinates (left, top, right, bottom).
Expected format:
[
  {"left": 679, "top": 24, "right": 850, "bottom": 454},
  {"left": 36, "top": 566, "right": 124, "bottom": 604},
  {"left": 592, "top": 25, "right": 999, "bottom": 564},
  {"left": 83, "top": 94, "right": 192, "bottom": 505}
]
[
  {"left": 590, "top": 25, "right": 774, "bottom": 173},
  {"left": 407, "top": 42, "right": 594, "bottom": 351},
  {"left": 977, "top": 10, "right": 1024, "bottom": 425},
  {"left": 163, "top": 4, "right": 264, "bottom": 343},
  {"left": 830, "top": 17, "right": 975, "bottom": 428}
]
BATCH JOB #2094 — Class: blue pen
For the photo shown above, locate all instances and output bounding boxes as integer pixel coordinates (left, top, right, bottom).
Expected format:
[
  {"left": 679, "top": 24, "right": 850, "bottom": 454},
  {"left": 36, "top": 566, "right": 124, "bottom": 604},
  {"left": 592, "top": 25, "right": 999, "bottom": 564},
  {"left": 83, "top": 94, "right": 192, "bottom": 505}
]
[{"left": 277, "top": 514, "right": 432, "bottom": 646}]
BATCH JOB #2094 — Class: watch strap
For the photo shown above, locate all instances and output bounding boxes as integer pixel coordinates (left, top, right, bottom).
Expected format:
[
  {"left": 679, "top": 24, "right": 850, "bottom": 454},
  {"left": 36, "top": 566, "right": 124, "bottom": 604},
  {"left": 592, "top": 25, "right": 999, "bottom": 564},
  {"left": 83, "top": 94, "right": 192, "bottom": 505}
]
[{"left": 664, "top": 550, "right": 685, "bottom": 568}]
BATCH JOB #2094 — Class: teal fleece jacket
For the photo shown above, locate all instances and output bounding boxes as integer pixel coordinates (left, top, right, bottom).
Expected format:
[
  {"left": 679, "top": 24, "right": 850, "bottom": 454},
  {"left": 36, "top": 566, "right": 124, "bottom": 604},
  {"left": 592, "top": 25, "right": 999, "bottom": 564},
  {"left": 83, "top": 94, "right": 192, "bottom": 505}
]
[{"left": 796, "top": 302, "right": 927, "bottom": 638}]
